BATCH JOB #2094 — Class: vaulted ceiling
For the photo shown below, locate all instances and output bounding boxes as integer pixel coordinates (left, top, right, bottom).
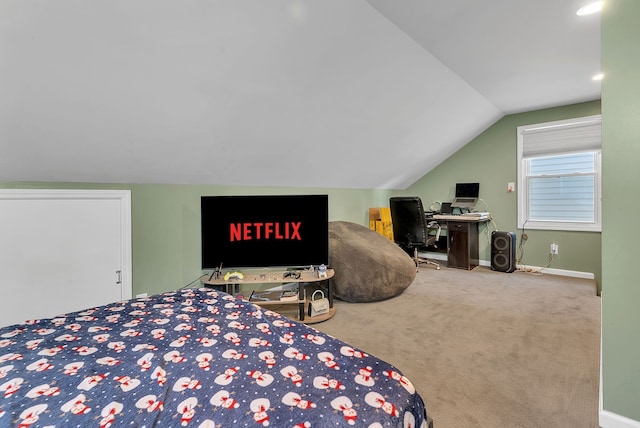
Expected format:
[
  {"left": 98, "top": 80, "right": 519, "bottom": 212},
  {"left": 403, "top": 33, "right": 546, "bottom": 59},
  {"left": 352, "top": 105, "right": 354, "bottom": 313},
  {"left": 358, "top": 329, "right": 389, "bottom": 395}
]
[{"left": 0, "top": 0, "right": 601, "bottom": 189}]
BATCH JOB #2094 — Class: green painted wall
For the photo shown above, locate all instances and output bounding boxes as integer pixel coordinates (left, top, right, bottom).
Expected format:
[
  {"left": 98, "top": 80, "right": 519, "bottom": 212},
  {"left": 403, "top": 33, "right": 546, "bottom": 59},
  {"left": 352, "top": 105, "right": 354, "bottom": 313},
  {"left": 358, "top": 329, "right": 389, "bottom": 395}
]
[
  {"left": 129, "top": 184, "right": 393, "bottom": 294},
  {"left": 400, "top": 101, "right": 602, "bottom": 285},
  {"left": 0, "top": 182, "right": 392, "bottom": 296},
  {"left": 601, "top": 0, "right": 640, "bottom": 421}
]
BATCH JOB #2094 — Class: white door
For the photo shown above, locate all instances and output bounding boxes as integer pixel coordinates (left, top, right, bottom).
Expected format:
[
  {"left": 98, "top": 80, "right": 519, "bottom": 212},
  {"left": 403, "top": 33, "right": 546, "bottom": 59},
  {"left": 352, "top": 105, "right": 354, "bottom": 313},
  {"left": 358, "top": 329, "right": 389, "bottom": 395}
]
[{"left": 0, "top": 189, "right": 132, "bottom": 327}]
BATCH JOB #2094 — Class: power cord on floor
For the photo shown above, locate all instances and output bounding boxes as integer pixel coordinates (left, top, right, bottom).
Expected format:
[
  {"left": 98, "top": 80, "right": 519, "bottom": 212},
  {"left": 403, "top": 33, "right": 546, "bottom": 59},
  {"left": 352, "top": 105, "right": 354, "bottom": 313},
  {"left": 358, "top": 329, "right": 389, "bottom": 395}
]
[
  {"left": 180, "top": 272, "right": 211, "bottom": 289},
  {"left": 517, "top": 254, "right": 554, "bottom": 275},
  {"left": 513, "top": 220, "right": 555, "bottom": 275},
  {"left": 516, "top": 221, "right": 528, "bottom": 266}
]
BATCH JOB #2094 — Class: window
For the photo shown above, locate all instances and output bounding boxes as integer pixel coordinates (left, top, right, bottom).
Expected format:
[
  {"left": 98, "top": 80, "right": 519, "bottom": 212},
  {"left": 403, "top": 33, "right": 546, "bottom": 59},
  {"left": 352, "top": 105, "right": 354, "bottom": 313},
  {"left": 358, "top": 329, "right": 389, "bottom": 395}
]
[{"left": 517, "top": 115, "right": 601, "bottom": 232}]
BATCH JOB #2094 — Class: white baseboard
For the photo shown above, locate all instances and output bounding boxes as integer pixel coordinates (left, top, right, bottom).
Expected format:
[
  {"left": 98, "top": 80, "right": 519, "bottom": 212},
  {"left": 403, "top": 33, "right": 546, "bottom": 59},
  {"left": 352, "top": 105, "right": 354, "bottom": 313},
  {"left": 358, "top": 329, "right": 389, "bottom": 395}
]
[
  {"left": 421, "top": 252, "right": 595, "bottom": 280},
  {"left": 516, "top": 264, "right": 595, "bottom": 280},
  {"left": 600, "top": 410, "right": 640, "bottom": 428},
  {"left": 599, "top": 324, "right": 640, "bottom": 428},
  {"left": 422, "top": 252, "right": 447, "bottom": 262}
]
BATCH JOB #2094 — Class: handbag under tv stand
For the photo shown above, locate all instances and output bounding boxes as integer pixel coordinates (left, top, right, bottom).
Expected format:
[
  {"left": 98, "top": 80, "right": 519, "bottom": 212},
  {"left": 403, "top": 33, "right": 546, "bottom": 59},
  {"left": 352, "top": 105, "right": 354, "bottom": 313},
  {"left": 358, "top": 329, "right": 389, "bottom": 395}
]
[{"left": 200, "top": 268, "right": 335, "bottom": 323}]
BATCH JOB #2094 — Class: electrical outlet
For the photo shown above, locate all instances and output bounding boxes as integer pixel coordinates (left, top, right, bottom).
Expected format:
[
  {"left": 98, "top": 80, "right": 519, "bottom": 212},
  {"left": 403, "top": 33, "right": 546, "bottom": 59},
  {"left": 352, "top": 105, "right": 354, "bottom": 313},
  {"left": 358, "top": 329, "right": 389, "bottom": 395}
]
[{"left": 550, "top": 243, "right": 559, "bottom": 255}]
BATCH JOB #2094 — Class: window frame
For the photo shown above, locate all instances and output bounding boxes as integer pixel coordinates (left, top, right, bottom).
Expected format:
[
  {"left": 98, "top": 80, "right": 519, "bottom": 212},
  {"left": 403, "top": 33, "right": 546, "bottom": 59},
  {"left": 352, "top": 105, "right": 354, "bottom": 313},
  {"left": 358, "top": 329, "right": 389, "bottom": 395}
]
[{"left": 517, "top": 115, "right": 602, "bottom": 232}]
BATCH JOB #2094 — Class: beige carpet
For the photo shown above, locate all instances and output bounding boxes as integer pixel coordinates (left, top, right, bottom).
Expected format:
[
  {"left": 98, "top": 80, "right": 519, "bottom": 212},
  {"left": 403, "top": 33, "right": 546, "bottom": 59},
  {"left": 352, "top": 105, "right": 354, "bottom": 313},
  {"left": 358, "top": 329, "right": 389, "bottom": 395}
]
[{"left": 313, "top": 265, "right": 601, "bottom": 428}]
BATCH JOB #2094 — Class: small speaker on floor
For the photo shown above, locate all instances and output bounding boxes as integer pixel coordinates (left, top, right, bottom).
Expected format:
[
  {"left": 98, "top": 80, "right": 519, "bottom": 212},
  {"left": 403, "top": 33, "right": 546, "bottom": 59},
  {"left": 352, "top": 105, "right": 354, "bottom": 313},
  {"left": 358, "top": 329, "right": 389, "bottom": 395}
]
[{"left": 491, "top": 231, "right": 516, "bottom": 273}]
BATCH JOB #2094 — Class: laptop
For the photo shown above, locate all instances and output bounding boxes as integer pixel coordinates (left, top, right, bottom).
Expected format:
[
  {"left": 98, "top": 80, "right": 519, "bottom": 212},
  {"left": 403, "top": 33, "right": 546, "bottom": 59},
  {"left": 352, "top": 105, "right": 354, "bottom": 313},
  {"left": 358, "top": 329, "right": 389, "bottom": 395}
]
[
  {"left": 440, "top": 202, "right": 453, "bottom": 214},
  {"left": 451, "top": 183, "right": 479, "bottom": 209}
]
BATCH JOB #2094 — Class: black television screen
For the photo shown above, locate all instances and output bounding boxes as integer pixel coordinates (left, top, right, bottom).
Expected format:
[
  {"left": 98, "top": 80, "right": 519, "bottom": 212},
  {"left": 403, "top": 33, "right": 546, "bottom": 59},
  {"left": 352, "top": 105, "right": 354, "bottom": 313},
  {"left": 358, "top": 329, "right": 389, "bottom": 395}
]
[{"left": 201, "top": 194, "right": 329, "bottom": 269}]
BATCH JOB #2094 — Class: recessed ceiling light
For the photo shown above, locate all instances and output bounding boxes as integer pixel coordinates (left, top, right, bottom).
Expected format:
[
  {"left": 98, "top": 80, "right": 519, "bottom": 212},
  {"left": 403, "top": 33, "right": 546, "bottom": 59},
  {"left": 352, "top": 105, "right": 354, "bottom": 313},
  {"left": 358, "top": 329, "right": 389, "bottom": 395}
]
[
  {"left": 577, "top": 1, "right": 603, "bottom": 16},
  {"left": 592, "top": 73, "right": 604, "bottom": 81}
]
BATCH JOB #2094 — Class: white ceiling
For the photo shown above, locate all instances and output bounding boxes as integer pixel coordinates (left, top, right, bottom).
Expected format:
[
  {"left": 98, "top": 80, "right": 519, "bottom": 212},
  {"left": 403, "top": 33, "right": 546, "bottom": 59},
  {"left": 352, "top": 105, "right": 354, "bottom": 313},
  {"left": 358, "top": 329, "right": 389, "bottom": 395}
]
[{"left": 0, "top": 0, "right": 601, "bottom": 189}]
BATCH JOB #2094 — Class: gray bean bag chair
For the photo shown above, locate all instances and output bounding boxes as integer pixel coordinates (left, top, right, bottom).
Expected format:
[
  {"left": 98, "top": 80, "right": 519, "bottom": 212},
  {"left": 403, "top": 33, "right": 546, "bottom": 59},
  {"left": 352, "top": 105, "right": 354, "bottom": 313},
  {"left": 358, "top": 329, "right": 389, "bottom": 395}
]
[{"left": 328, "top": 221, "right": 417, "bottom": 302}]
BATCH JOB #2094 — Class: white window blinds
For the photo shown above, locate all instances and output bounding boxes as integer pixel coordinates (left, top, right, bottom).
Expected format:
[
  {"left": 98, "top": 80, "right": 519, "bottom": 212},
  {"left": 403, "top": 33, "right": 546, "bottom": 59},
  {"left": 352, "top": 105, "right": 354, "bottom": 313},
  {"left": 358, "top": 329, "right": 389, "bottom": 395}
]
[{"left": 521, "top": 115, "right": 601, "bottom": 158}]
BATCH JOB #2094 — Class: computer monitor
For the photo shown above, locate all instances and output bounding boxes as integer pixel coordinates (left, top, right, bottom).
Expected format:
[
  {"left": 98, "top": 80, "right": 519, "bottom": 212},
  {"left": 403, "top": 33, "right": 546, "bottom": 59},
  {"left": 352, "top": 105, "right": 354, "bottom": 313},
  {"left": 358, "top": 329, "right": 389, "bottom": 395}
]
[{"left": 451, "top": 183, "right": 479, "bottom": 209}]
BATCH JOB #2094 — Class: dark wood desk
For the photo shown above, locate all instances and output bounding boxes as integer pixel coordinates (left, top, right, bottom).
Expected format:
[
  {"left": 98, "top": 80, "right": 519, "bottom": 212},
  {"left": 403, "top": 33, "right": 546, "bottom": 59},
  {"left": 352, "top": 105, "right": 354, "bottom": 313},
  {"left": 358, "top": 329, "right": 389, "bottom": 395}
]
[{"left": 431, "top": 216, "right": 489, "bottom": 270}]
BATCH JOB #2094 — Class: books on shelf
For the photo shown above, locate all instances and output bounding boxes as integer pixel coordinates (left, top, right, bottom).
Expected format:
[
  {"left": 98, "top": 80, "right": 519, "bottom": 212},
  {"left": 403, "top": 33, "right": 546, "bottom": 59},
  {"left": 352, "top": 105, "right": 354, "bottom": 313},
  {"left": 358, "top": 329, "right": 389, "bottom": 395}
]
[{"left": 249, "top": 288, "right": 300, "bottom": 303}]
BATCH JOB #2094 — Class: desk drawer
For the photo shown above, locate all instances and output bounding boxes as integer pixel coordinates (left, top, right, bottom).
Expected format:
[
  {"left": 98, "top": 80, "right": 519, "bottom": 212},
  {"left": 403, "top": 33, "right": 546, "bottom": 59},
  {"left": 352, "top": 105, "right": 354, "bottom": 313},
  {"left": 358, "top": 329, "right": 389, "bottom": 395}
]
[
  {"left": 446, "top": 221, "right": 479, "bottom": 270},
  {"left": 448, "top": 221, "right": 467, "bottom": 230}
]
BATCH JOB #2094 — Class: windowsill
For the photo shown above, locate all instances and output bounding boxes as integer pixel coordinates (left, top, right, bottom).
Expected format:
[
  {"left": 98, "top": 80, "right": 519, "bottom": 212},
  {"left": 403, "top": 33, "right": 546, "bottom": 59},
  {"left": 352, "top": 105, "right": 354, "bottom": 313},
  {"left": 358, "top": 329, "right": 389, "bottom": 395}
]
[{"left": 518, "top": 221, "right": 601, "bottom": 232}]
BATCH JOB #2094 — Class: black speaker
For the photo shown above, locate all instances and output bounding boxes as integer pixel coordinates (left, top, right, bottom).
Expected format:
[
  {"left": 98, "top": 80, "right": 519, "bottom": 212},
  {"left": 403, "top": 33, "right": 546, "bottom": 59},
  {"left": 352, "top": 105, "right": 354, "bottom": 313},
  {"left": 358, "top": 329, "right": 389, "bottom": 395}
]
[{"left": 491, "top": 231, "right": 516, "bottom": 273}]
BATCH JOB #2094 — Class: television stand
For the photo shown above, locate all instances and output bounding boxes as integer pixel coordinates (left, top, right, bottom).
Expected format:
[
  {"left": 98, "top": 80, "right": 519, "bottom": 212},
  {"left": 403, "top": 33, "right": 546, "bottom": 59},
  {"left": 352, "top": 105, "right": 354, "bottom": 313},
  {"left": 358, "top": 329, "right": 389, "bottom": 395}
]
[{"left": 199, "top": 268, "right": 335, "bottom": 323}]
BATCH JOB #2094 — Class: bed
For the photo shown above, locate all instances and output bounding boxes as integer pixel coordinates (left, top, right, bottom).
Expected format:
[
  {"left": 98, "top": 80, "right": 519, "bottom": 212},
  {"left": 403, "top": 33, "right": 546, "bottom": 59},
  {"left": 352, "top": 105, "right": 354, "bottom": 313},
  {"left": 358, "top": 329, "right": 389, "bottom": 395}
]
[{"left": 0, "top": 287, "right": 430, "bottom": 427}]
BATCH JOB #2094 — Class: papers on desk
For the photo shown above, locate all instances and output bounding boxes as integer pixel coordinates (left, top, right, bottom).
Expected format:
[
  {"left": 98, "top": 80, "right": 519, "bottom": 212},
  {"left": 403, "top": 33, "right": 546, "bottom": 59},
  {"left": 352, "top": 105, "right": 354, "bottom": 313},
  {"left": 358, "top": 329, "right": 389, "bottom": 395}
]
[
  {"left": 461, "top": 212, "right": 491, "bottom": 218},
  {"left": 433, "top": 212, "right": 491, "bottom": 221}
]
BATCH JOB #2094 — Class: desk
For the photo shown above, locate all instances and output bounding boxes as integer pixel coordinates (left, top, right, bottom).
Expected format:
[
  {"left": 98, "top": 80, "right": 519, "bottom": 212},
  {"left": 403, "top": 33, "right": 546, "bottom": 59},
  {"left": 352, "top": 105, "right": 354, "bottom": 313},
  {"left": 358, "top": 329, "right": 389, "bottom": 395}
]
[{"left": 431, "top": 216, "right": 489, "bottom": 270}]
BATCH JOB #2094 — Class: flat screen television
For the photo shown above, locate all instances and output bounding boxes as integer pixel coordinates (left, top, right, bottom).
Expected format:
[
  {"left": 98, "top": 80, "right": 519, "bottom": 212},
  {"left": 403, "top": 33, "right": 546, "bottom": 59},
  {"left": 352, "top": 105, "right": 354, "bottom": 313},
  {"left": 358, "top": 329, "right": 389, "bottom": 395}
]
[{"left": 201, "top": 194, "right": 329, "bottom": 270}]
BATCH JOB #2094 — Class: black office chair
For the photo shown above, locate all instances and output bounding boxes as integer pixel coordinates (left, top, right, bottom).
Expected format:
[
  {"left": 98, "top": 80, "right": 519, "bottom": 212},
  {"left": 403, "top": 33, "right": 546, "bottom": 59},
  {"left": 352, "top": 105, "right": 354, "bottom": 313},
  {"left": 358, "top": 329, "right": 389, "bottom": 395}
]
[{"left": 389, "top": 196, "right": 441, "bottom": 270}]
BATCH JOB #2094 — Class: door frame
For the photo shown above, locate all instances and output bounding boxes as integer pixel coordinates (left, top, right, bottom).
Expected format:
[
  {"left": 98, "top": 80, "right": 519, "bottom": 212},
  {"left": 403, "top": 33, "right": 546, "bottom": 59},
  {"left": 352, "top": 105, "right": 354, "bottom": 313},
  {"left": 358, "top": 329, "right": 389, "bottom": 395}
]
[{"left": 0, "top": 188, "right": 132, "bottom": 300}]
